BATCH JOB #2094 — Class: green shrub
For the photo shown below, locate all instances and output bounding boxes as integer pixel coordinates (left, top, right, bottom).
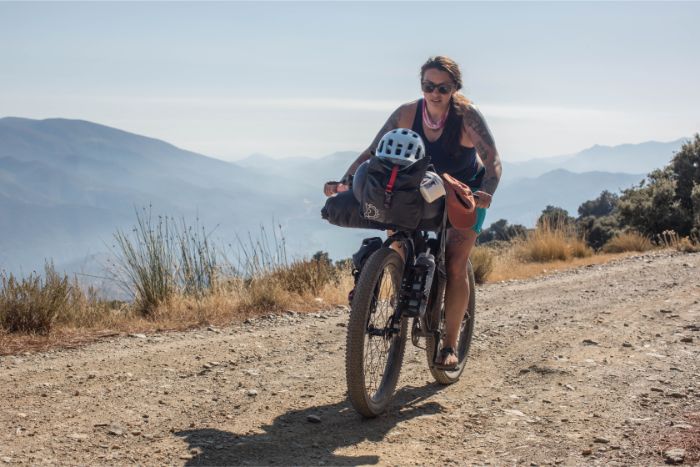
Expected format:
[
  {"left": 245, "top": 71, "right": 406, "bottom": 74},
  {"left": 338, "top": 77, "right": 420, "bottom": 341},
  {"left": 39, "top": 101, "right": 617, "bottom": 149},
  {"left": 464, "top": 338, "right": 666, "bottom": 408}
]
[
  {"left": 537, "top": 205, "right": 575, "bottom": 230},
  {"left": 578, "top": 190, "right": 619, "bottom": 218},
  {"left": 478, "top": 219, "right": 527, "bottom": 244},
  {"left": 618, "top": 134, "right": 700, "bottom": 237},
  {"left": 577, "top": 215, "right": 620, "bottom": 250}
]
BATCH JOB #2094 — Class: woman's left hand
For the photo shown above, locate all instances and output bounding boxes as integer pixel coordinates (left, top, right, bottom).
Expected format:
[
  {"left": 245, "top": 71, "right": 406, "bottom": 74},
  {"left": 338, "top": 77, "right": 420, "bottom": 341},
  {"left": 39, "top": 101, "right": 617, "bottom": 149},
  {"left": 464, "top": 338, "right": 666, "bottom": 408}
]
[{"left": 473, "top": 191, "right": 492, "bottom": 209}]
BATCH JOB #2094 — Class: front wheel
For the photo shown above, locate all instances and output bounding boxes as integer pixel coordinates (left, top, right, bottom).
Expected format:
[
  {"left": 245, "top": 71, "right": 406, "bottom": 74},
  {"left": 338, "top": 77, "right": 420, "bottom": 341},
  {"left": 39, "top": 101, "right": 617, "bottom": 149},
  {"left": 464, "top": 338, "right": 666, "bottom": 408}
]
[
  {"left": 426, "top": 259, "right": 476, "bottom": 385},
  {"left": 345, "top": 247, "right": 408, "bottom": 418}
]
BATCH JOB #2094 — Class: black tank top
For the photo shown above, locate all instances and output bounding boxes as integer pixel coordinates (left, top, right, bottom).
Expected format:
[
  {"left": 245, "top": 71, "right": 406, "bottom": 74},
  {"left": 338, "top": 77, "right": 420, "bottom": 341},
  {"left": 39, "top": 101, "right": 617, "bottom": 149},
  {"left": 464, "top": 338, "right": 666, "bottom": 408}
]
[{"left": 411, "top": 99, "right": 485, "bottom": 190}]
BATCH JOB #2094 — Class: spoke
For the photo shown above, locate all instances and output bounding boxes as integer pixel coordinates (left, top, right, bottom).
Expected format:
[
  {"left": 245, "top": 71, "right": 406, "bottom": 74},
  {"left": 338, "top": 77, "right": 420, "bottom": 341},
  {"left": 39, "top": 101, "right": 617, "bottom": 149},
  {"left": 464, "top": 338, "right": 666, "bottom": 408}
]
[{"left": 363, "top": 263, "right": 398, "bottom": 400}]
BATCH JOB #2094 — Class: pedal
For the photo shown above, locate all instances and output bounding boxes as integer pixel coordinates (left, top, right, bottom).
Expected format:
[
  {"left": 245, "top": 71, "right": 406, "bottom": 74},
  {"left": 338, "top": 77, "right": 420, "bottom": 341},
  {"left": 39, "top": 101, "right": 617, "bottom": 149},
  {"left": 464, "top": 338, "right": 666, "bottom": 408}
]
[{"left": 410, "top": 318, "right": 427, "bottom": 349}]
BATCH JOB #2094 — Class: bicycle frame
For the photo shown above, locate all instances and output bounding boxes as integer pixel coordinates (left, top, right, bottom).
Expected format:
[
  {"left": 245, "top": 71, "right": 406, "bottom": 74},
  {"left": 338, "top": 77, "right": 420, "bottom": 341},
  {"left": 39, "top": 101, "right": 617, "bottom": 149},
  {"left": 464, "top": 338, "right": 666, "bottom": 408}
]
[{"left": 382, "top": 210, "right": 449, "bottom": 346}]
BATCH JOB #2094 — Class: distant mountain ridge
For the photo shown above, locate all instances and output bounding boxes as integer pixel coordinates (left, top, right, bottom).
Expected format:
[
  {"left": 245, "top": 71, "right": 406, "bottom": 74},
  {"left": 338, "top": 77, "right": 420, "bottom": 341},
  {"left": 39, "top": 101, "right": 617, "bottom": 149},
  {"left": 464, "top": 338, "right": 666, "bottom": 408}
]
[
  {"left": 0, "top": 117, "right": 314, "bottom": 275},
  {"left": 488, "top": 169, "right": 645, "bottom": 226},
  {"left": 0, "top": 116, "right": 687, "bottom": 280},
  {"left": 502, "top": 138, "right": 687, "bottom": 181}
]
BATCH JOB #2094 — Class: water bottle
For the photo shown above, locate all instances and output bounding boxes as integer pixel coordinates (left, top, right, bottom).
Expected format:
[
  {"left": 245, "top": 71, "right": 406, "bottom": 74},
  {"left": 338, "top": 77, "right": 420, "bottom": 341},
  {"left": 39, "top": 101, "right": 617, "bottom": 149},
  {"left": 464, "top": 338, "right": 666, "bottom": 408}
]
[
  {"left": 420, "top": 171, "right": 446, "bottom": 203},
  {"left": 415, "top": 252, "right": 436, "bottom": 318}
]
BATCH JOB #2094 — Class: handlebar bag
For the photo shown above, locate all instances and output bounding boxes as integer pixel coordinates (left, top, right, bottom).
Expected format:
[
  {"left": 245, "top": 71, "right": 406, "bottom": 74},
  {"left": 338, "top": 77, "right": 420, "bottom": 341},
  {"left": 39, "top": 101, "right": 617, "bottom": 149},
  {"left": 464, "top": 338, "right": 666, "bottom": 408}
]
[
  {"left": 321, "top": 189, "right": 444, "bottom": 232},
  {"left": 359, "top": 156, "right": 430, "bottom": 230},
  {"left": 321, "top": 190, "right": 386, "bottom": 230}
]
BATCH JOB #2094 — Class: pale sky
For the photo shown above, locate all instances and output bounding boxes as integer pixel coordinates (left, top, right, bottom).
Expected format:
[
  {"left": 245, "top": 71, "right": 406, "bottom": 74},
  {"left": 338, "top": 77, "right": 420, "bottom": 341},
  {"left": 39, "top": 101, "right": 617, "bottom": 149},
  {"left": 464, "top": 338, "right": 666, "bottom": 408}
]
[{"left": 1, "top": 1, "right": 699, "bottom": 161}]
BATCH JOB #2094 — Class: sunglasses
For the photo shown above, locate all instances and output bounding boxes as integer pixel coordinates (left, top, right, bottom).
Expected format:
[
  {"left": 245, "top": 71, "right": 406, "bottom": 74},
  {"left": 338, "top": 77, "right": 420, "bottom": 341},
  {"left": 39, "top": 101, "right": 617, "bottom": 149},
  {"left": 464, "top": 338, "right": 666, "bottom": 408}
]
[{"left": 421, "top": 81, "right": 454, "bottom": 95}]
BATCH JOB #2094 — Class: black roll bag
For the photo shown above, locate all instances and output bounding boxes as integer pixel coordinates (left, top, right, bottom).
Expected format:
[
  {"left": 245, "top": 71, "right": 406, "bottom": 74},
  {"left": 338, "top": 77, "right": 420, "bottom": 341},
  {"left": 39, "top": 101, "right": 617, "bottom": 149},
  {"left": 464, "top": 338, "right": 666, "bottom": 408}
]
[{"left": 321, "top": 157, "right": 444, "bottom": 232}]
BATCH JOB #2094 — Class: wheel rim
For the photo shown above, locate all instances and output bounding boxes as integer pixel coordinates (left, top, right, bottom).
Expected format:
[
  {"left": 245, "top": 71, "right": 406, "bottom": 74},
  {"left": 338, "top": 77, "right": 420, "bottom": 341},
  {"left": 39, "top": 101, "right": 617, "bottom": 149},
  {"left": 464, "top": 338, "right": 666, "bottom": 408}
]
[{"left": 363, "top": 265, "right": 400, "bottom": 402}]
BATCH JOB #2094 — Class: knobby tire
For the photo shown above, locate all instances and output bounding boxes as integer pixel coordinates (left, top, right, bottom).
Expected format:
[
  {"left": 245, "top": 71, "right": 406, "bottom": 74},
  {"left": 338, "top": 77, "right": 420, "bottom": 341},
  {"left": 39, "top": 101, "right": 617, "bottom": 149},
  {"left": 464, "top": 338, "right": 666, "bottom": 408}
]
[{"left": 345, "top": 247, "right": 408, "bottom": 418}]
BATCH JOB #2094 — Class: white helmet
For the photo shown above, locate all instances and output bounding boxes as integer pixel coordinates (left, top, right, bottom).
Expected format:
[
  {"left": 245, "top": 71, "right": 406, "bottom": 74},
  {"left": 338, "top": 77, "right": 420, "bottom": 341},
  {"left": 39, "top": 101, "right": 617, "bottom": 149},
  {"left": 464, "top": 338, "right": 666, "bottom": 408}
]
[{"left": 375, "top": 128, "right": 426, "bottom": 166}]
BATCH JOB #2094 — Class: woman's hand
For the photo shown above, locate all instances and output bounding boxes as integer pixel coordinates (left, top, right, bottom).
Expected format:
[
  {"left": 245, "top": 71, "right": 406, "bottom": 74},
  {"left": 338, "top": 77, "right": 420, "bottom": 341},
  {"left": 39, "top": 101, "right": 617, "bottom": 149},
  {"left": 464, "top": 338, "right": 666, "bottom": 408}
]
[
  {"left": 473, "top": 190, "right": 492, "bottom": 209},
  {"left": 323, "top": 182, "right": 349, "bottom": 197}
]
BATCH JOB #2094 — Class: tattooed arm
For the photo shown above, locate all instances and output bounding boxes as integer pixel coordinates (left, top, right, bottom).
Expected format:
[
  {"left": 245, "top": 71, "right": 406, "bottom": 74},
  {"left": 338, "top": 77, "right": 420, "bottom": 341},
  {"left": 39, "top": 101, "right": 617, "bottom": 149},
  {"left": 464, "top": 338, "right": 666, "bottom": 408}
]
[{"left": 462, "top": 104, "right": 502, "bottom": 206}]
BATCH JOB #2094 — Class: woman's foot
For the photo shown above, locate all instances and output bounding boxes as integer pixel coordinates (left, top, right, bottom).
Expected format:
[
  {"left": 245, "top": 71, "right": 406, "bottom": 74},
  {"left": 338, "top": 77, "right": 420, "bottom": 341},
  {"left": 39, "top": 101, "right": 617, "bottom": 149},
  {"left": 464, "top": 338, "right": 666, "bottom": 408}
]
[{"left": 435, "top": 346, "right": 458, "bottom": 369}]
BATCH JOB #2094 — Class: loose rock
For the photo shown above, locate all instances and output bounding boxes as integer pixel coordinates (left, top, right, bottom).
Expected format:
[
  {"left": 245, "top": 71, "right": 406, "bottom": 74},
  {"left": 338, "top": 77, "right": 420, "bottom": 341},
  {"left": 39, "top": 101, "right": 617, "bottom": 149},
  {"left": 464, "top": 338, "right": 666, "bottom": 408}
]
[
  {"left": 107, "top": 425, "right": 124, "bottom": 436},
  {"left": 664, "top": 448, "right": 685, "bottom": 464}
]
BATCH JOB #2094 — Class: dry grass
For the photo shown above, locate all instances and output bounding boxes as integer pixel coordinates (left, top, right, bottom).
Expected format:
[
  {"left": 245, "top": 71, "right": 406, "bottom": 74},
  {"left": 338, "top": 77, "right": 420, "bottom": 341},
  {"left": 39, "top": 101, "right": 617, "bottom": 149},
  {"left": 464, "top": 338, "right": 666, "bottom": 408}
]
[
  {"left": 0, "top": 263, "right": 351, "bottom": 355},
  {"left": 1, "top": 264, "right": 71, "bottom": 334},
  {"left": 657, "top": 230, "right": 700, "bottom": 253},
  {"left": 514, "top": 220, "right": 593, "bottom": 263},
  {"left": 602, "top": 231, "right": 654, "bottom": 253},
  {"left": 1, "top": 214, "right": 352, "bottom": 353},
  {"left": 478, "top": 220, "right": 638, "bottom": 282},
  {"left": 470, "top": 247, "right": 495, "bottom": 284},
  {"left": 7, "top": 212, "right": 693, "bottom": 354},
  {"left": 489, "top": 250, "right": 638, "bottom": 283}
]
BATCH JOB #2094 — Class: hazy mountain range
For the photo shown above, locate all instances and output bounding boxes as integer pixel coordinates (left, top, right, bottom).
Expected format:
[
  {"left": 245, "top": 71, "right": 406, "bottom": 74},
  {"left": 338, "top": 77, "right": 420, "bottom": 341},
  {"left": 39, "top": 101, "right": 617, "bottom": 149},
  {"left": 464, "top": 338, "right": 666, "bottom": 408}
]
[{"left": 0, "top": 116, "right": 688, "bottom": 280}]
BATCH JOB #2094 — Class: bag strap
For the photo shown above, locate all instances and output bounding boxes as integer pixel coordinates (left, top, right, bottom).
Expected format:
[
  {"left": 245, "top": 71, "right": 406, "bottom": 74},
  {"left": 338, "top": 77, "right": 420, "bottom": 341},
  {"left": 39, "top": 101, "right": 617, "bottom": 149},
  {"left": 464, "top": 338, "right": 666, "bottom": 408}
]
[{"left": 383, "top": 165, "right": 400, "bottom": 208}]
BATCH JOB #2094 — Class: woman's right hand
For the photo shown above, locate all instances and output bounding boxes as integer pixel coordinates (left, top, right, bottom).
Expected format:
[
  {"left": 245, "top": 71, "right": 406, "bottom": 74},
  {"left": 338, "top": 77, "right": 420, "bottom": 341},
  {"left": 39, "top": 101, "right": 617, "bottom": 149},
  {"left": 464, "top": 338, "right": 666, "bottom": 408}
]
[{"left": 323, "top": 181, "right": 349, "bottom": 197}]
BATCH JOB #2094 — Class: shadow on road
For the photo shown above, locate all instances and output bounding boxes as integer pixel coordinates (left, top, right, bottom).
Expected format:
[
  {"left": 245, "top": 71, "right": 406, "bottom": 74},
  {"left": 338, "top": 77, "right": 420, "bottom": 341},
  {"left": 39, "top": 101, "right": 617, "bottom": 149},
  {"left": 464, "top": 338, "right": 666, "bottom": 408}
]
[{"left": 175, "top": 383, "right": 445, "bottom": 465}]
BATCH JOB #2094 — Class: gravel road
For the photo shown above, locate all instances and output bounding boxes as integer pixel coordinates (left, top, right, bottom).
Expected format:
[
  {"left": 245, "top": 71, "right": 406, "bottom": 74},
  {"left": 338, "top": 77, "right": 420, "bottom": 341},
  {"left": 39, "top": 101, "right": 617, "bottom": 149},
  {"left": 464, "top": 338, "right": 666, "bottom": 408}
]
[{"left": 1, "top": 251, "right": 698, "bottom": 466}]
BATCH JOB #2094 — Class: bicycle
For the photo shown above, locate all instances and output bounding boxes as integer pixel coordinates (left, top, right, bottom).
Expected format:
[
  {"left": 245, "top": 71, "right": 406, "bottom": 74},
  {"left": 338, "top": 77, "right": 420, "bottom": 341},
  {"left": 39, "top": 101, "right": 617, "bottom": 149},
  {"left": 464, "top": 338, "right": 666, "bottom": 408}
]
[{"left": 344, "top": 211, "right": 476, "bottom": 418}]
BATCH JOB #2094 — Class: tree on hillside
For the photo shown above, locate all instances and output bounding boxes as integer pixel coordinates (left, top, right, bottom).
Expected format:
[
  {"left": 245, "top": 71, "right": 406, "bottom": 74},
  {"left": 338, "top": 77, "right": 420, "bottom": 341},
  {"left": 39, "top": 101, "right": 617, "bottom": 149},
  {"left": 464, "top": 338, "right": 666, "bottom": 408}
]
[
  {"left": 669, "top": 134, "right": 700, "bottom": 213},
  {"left": 537, "top": 205, "right": 574, "bottom": 228},
  {"left": 617, "top": 135, "right": 700, "bottom": 237},
  {"left": 312, "top": 251, "right": 332, "bottom": 267},
  {"left": 576, "top": 190, "right": 621, "bottom": 249},
  {"left": 478, "top": 219, "right": 527, "bottom": 244},
  {"left": 576, "top": 215, "right": 620, "bottom": 250},
  {"left": 578, "top": 190, "right": 619, "bottom": 218}
]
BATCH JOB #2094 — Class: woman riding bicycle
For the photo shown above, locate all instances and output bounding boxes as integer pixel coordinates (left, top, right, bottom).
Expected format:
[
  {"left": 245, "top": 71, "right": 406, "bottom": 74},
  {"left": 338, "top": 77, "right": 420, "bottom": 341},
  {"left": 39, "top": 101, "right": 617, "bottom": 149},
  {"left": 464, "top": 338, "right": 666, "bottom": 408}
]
[{"left": 324, "top": 55, "right": 502, "bottom": 368}]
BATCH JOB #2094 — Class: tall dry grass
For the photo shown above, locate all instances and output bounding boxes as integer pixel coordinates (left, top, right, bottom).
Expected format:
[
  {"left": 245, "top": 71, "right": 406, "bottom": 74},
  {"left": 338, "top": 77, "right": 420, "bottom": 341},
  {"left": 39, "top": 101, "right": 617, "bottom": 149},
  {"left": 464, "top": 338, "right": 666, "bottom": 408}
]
[
  {"left": 1, "top": 213, "right": 348, "bottom": 339},
  {"left": 514, "top": 219, "right": 592, "bottom": 262},
  {"left": 0, "top": 263, "right": 70, "bottom": 334},
  {"left": 470, "top": 247, "right": 494, "bottom": 284},
  {"left": 109, "top": 209, "right": 221, "bottom": 315},
  {"left": 602, "top": 231, "right": 653, "bottom": 253},
  {"left": 657, "top": 230, "right": 700, "bottom": 253}
]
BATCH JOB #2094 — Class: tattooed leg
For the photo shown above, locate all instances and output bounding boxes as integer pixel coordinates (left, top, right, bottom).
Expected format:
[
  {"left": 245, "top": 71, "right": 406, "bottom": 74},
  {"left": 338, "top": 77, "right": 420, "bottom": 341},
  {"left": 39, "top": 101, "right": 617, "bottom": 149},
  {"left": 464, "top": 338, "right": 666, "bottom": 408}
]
[{"left": 441, "top": 227, "right": 478, "bottom": 366}]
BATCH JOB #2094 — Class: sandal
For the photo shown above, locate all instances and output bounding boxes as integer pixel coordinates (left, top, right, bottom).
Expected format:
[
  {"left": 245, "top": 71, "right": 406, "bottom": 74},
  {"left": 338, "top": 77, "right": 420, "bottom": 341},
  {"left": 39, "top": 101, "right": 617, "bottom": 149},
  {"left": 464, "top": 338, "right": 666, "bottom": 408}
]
[{"left": 434, "top": 346, "right": 459, "bottom": 371}]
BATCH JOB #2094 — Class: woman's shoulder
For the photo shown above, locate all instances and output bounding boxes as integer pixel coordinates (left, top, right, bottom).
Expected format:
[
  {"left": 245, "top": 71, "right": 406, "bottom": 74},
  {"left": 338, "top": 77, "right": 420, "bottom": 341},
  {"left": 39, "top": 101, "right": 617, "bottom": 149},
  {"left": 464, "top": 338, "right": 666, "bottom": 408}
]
[
  {"left": 395, "top": 100, "right": 420, "bottom": 127},
  {"left": 397, "top": 99, "right": 420, "bottom": 113},
  {"left": 457, "top": 100, "right": 489, "bottom": 125},
  {"left": 453, "top": 96, "right": 478, "bottom": 114}
]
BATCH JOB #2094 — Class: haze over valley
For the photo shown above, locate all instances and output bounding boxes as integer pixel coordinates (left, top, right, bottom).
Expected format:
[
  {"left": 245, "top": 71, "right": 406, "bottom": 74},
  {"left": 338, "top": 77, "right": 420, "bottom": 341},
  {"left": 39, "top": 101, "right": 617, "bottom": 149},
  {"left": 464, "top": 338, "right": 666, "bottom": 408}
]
[{"left": 0, "top": 116, "right": 688, "bottom": 282}]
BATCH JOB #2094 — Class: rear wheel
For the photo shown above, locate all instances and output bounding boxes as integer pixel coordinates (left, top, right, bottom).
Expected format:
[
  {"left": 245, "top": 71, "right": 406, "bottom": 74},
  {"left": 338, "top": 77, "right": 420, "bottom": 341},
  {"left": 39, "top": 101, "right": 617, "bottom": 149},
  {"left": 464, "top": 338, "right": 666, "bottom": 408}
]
[
  {"left": 345, "top": 247, "right": 408, "bottom": 417},
  {"left": 426, "top": 259, "right": 476, "bottom": 385}
]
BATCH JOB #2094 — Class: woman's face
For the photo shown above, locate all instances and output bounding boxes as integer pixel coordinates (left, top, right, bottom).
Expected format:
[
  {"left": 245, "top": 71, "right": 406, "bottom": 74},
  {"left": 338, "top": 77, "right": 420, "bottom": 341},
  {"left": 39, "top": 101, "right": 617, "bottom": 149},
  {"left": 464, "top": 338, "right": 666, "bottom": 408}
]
[{"left": 421, "top": 68, "right": 456, "bottom": 108}]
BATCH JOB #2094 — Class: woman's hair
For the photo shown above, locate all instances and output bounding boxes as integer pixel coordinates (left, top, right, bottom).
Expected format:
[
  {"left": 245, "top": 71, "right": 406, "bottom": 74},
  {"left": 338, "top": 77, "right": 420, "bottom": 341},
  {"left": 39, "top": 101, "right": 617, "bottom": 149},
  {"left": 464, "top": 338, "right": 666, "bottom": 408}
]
[{"left": 420, "top": 56, "right": 471, "bottom": 155}]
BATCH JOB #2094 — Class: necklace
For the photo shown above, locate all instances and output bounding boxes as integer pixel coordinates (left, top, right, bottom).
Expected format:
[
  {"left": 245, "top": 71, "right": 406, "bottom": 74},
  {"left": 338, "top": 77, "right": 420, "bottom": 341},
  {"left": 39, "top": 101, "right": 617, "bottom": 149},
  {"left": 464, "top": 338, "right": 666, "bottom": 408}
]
[{"left": 422, "top": 100, "right": 448, "bottom": 130}]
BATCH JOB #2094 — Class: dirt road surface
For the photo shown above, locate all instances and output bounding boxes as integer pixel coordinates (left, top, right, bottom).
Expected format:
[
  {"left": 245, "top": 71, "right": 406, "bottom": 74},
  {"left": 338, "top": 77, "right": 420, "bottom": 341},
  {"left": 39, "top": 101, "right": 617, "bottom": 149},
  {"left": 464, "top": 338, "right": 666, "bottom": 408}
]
[{"left": 1, "top": 251, "right": 698, "bottom": 466}]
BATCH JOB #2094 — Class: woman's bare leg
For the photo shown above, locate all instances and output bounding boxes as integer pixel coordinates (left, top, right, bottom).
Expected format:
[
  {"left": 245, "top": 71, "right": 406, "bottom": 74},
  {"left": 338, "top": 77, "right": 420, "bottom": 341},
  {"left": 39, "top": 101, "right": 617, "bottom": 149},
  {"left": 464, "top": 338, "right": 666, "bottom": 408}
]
[
  {"left": 441, "top": 227, "right": 477, "bottom": 366},
  {"left": 387, "top": 229, "right": 406, "bottom": 262}
]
